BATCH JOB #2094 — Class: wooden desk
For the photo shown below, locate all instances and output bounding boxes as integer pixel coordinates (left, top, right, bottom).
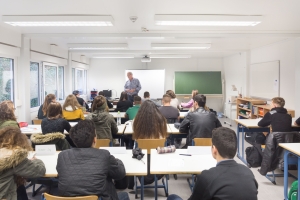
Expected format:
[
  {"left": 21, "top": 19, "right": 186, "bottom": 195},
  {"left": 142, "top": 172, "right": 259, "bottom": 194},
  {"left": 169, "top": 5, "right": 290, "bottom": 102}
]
[
  {"left": 279, "top": 143, "right": 300, "bottom": 200},
  {"left": 235, "top": 118, "right": 300, "bottom": 165},
  {"left": 117, "top": 124, "right": 126, "bottom": 134}
]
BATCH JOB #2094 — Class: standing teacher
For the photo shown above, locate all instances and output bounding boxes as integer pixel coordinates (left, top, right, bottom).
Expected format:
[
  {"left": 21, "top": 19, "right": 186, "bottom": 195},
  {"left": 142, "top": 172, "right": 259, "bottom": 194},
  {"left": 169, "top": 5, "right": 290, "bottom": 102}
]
[{"left": 124, "top": 72, "right": 142, "bottom": 103}]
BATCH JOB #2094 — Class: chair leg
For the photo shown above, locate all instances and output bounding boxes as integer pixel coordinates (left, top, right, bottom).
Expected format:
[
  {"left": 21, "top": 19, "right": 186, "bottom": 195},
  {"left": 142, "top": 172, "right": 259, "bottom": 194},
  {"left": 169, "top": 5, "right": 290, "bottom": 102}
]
[
  {"left": 265, "top": 171, "right": 276, "bottom": 185},
  {"left": 173, "top": 174, "right": 177, "bottom": 180},
  {"left": 162, "top": 175, "right": 169, "bottom": 197},
  {"left": 134, "top": 176, "right": 138, "bottom": 199}
]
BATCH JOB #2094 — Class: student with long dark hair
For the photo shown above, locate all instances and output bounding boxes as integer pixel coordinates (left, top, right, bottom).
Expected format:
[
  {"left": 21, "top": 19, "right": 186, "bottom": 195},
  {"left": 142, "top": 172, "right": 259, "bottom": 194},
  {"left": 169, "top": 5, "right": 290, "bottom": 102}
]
[
  {"left": 115, "top": 92, "right": 133, "bottom": 112},
  {"left": 37, "top": 94, "right": 56, "bottom": 119}
]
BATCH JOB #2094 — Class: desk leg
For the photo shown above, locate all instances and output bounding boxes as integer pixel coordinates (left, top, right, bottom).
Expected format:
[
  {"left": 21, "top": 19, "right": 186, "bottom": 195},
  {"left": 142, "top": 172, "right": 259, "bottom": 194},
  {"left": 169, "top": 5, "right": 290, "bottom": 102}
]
[
  {"left": 121, "top": 135, "right": 124, "bottom": 146},
  {"left": 236, "top": 125, "right": 247, "bottom": 165},
  {"left": 141, "top": 176, "right": 144, "bottom": 200},
  {"left": 242, "top": 126, "right": 245, "bottom": 161},
  {"left": 236, "top": 124, "right": 240, "bottom": 157},
  {"left": 283, "top": 150, "right": 289, "bottom": 200},
  {"left": 155, "top": 175, "right": 158, "bottom": 200}
]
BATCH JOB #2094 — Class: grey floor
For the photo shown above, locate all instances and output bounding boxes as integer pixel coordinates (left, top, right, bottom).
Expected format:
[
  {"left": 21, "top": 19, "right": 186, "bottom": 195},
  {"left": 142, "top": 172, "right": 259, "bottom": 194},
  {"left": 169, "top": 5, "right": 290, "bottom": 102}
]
[{"left": 26, "top": 117, "right": 297, "bottom": 200}]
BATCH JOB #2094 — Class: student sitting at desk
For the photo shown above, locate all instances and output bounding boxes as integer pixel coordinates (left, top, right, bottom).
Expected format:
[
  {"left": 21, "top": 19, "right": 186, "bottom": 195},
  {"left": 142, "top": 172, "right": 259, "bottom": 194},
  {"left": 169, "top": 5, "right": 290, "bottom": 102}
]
[
  {"left": 86, "top": 95, "right": 118, "bottom": 142},
  {"left": 159, "top": 94, "right": 180, "bottom": 123},
  {"left": 167, "top": 127, "right": 258, "bottom": 200},
  {"left": 98, "top": 91, "right": 113, "bottom": 108},
  {"left": 257, "top": 97, "right": 292, "bottom": 132},
  {"left": 181, "top": 90, "right": 198, "bottom": 108},
  {"left": 0, "top": 100, "right": 19, "bottom": 129},
  {"left": 62, "top": 94, "right": 84, "bottom": 122},
  {"left": 32, "top": 102, "right": 71, "bottom": 150},
  {"left": 133, "top": 100, "right": 168, "bottom": 184},
  {"left": 125, "top": 95, "right": 141, "bottom": 120},
  {"left": 73, "top": 90, "right": 89, "bottom": 111},
  {"left": 142, "top": 91, "right": 161, "bottom": 107},
  {"left": 56, "top": 120, "right": 129, "bottom": 200},
  {"left": 180, "top": 94, "right": 222, "bottom": 147},
  {"left": 115, "top": 91, "right": 133, "bottom": 112},
  {"left": 0, "top": 127, "right": 46, "bottom": 200},
  {"left": 166, "top": 90, "right": 180, "bottom": 110},
  {"left": 37, "top": 93, "right": 56, "bottom": 119}
]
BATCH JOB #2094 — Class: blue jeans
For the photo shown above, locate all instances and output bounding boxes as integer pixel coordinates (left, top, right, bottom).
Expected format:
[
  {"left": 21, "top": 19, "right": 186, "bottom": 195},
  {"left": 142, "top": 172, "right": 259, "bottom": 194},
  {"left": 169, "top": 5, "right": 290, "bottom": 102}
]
[{"left": 167, "top": 194, "right": 183, "bottom": 200}]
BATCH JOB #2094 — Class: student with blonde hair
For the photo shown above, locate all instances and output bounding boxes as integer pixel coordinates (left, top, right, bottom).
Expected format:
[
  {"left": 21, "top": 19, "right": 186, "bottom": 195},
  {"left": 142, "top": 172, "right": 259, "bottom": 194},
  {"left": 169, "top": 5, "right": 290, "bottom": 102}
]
[
  {"left": 37, "top": 94, "right": 56, "bottom": 119},
  {"left": 62, "top": 94, "right": 84, "bottom": 122},
  {"left": 181, "top": 90, "right": 198, "bottom": 108}
]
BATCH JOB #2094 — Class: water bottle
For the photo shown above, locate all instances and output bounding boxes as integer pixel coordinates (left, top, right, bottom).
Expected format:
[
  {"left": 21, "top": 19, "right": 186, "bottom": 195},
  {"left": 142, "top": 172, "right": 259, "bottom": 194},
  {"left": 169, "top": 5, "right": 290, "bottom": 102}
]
[{"left": 117, "top": 111, "right": 121, "bottom": 126}]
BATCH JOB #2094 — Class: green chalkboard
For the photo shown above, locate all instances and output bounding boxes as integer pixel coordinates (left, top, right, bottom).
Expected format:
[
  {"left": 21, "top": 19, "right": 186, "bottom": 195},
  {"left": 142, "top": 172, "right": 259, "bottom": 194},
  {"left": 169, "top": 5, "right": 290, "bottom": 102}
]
[{"left": 175, "top": 71, "right": 222, "bottom": 94}]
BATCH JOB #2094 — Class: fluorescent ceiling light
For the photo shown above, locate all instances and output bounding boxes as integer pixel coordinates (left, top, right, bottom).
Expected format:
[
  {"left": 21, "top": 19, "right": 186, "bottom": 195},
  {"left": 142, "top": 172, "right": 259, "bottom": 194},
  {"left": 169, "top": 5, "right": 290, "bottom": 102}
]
[
  {"left": 93, "top": 54, "right": 134, "bottom": 58},
  {"left": 152, "top": 43, "right": 211, "bottom": 49},
  {"left": 68, "top": 43, "right": 127, "bottom": 50},
  {"left": 2, "top": 15, "right": 114, "bottom": 26},
  {"left": 150, "top": 55, "right": 191, "bottom": 58},
  {"left": 155, "top": 15, "right": 263, "bottom": 26},
  {"left": 130, "top": 37, "right": 165, "bottom": 39}
]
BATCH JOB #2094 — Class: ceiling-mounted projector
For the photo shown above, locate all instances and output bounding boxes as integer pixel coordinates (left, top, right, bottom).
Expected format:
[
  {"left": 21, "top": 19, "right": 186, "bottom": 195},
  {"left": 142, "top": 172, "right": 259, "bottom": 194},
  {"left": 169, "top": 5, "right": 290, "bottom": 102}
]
[{"left": 141, "top": 56, "right": 151, "bottom": 62}]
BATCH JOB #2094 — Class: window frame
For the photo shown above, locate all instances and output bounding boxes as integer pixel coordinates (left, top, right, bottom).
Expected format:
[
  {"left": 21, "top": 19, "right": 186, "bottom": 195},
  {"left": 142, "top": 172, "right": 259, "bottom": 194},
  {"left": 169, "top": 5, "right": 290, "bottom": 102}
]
[
  {"left": 72, "top": 68, "right": 87, "bottom": 95},
  {"left": 30, "top": 61, "right": 41, "bottom": 109},
  {"left": 0, "top": 55, "right": 15, "bottom": 103}
]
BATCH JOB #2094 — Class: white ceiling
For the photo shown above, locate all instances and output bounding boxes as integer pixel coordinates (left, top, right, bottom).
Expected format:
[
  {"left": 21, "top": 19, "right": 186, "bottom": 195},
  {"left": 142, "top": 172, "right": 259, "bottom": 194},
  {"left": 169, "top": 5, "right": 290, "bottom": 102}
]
[{"left": 0, "top": 0, "right": 300, "bottom": 58}]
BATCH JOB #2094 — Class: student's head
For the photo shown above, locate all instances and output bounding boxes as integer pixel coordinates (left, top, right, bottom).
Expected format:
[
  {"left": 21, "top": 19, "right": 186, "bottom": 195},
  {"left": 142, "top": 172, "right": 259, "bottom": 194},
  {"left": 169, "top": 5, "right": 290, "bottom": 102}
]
[
  {"left": 70, "top": 120, "right": 96, "bottom": 148},
  {"left": 193, "top": 94, "right": 206, "bottom": 108},
  {"left": 47, "top": 102, "right": 63, "bottom": 119},
  {"left": 127, "top": 72, "right": 133, "bottom": 80},
  {"left": 192, "top": 90, "right": 199, "bottom": 98},
  {"left": 271, "top": 97, "right": 285, "bottom": 108},
  {"left": 0, "top": 127, "right": 32, "bottom": 151},
  {"left": 63, "top": 94, "right": 82, "bottom": 110},
  {"left": 92, "top": 95, "right": 107, "bottom": 112},
  {"left": 98, "top": 91, "right": 104, "bottom": 96},
  {"left": 42, "top": 94, "right": 56, "bottom": 115},
  {"left": 72, "top": 90, "right": 80, "bottom": 97},
  {"left": 144, "top": 91, "right": 150, "bottom": 98},
  {"left": 162, "top": 94, "right": 171, "bottom": 105},
  {"left": 134, "top": 96, "right": 142, "bottom": 105},
  {"left": 211, "top": 127, "right": 237, "bottom": 160},
  {"left": 166, "top": 90, "right": 176, "bottom": 99},
  {"left": 0, "top": 100, "right": 16, "bottom": 121},
  {"left": 133, "top": 100, "right": 168, "bottom": 139},
  {"left": 120, "top": 92, "right": 128, "bottom": 101}
]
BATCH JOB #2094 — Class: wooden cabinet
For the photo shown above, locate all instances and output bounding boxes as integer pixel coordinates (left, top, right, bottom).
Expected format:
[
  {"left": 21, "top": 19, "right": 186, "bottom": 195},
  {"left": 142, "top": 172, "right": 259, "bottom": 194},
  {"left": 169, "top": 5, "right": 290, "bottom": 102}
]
[{"left": 237, "top": 98, "right": 295, "bottom": 119}]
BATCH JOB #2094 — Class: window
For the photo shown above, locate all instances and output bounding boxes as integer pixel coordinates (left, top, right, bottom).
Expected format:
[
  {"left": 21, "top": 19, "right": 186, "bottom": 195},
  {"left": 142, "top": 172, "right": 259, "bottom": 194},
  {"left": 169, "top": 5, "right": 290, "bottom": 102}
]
[
  {"left": 72, "top": 68, "right": 87, "bottom": 95},
  {"left": 43, "top": 62, "right": 64, "bottom": 101},
  {"left": 30, "top": 62, "right": 40, "bottom": 107},
  {"left": 0, "top": 57, "right": 14, "bottom": 102}
]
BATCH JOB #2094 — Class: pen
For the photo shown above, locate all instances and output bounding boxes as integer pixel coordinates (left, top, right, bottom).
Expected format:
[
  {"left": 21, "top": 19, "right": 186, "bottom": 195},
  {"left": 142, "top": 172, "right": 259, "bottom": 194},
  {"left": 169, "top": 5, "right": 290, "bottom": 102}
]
[{"left": 179, "top": 154, "right": 192, "bottom": 156}]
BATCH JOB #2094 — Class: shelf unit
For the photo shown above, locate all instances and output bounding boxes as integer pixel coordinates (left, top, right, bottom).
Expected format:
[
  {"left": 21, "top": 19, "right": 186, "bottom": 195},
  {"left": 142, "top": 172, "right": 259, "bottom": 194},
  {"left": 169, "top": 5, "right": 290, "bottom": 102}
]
[
  {"left": 253, "top": 104, "right": 295, "bottom": 118},
  {"left": 236, "top": 98, "right": 266, "bottom": 119}
]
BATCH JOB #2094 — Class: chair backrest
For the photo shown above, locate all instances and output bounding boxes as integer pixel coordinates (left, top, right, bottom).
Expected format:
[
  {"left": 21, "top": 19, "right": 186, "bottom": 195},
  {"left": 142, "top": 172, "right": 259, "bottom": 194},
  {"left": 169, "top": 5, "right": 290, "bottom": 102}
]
[
  {"left": 136, "top": 139, "right": 166, "bottom": 154},
  {"left": 193, "top": 138, "right": 212, "bottom": 146},
  {"left": 32, "top": 119, "right": 42, "bottom": 125},
  {"left": 43, "top": 193, "right": 98, "bottom": 200},
  {"left": 94, "top": 139, "right": 111, "bottom": 148},
  {"left": 166, "top": 118, "right": 177, "bottom": 124}
]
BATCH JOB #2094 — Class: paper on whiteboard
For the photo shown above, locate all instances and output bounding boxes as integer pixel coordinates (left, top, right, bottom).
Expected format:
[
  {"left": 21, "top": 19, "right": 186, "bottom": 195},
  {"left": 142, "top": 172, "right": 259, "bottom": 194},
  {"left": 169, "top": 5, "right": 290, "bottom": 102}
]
[{"left": 273, "top": 79, "right": 278, "bottom": 92}]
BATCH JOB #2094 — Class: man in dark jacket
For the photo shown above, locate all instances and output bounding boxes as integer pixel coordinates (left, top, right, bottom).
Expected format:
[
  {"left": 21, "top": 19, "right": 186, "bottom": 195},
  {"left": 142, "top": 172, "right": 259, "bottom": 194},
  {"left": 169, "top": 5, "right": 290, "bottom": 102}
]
[
  {"left": 258, "top": 97, "right": 291, "bottom": 132},
  {"left": 180, "top": 94, "right": 222, "bottom": 146},
  {"left": 167, "top": 127, "right": 258, "bottom": 200},
  {"left": 73, "top": 90, "right": 89, "bottom": 111},
  {"left": 56, "top": 120, "right": 129, "bottom": 200}
]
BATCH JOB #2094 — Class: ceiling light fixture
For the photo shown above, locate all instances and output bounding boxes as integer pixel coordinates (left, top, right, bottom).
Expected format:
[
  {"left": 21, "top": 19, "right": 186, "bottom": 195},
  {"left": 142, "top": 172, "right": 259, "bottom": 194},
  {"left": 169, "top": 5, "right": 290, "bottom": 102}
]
[
  {"left": 68, "top": 43, "right": 128, "bottom": 50},
  {"left": 2, "top": 15, "right": 114, "bottom": 26},
  {"left": 151, "top": 43, "right": 211, "bottom": 49},
  {"left": 154, "top": 15, "right": 263, "bottom": 26},
  {"left": 93, "top": 54, "right": 134, "bottom": 58}
]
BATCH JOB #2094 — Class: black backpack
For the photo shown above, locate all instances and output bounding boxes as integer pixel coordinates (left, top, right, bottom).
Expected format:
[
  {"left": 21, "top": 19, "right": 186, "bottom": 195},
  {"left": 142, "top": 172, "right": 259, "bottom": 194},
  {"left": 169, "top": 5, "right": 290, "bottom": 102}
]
[
  {"left": 245, "top": 132, "right": 266, "bottom": 145},
  {"left": 245, "top": 143, "right": 263, "bottom": 168}
]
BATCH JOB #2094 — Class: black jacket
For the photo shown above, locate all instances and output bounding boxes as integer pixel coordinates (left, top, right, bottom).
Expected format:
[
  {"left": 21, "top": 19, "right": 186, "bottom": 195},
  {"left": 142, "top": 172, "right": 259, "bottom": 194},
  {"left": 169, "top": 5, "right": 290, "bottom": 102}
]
[
  {"left": 258, "top": 107, "right": 292, "bottom": 132},
  {"left": 56, "top": 148, "right": 126, "bottom": 200},
  {"left": 180, "top": 107, "right": 222, "bottom": 145},
  {"left": 189, "top": 160, "right": 258, "bottom": 200},
  {"left": 115, "top": 100, "right": 133, "bottom": 112},
  {"left": 76, "top": 97, "right": 89, "bottom": 110},
  {"left": 259, "top": 132, "right": 300, "bottom": 175},
  {"left": 37, "top": 105, "right": 46, "bottom": 119}
]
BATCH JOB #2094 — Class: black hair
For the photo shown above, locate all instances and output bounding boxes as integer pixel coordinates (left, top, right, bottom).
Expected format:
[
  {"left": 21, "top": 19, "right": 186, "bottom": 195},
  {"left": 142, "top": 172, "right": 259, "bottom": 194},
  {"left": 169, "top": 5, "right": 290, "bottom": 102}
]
[
  {"left": 144, "top": 91, "right": 150, "bottom": 98},
  {"left": 120, "top": 92, "right": 128, "bottom": 101},
  {"left": 70, "top": 120, "right": 96, "bottom": 148},
  {"left": 98, "top": 91, "right": 104, "bottom": 96},
  {"left": 212, "top": 127, "right": 237, "bottom": 159},
  {"left": 73, "top": 90, "right": 79, "bottom": 95},
  {"left": 194, "top": 94, "right": 206, "bottom": 107}
]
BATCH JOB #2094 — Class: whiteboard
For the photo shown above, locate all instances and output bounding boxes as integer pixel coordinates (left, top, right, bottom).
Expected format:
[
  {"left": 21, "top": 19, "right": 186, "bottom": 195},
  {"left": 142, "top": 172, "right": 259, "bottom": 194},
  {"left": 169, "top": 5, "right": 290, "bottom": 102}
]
[
  {"left": 125, "top": 70, "right": 165, "bottom": 99},
  {"left": 250, "top": 61, "right": 280, "bottom": 99}
]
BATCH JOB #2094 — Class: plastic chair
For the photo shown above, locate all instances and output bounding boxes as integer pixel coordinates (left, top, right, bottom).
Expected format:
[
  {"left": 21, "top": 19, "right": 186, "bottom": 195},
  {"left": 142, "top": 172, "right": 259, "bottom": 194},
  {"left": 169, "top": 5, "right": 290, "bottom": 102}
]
[
  {"left": 135, "top": 139, "right": 168, "bottom": 199},
  {"left": 94, "top": 139, "right": 112, "bottom": 148},
  {"left": 41, "top": 193, "right": 98, "bottom": 200},
  {"left": 187, "top": 138, "right": 212, "bottom": 192},
  {"left": 32, "top": 119, "right": 42, "bottom": 125}
]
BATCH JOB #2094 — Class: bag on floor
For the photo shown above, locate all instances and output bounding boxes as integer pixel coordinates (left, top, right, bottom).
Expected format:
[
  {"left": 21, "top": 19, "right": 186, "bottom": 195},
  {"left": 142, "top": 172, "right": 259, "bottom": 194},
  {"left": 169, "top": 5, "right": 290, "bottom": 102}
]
[
  {"left": 245, "top": 132, "right": 266, "bottom": 145},
  {"left": 245, "top": 143, "right": 263, "bottom": 168}
]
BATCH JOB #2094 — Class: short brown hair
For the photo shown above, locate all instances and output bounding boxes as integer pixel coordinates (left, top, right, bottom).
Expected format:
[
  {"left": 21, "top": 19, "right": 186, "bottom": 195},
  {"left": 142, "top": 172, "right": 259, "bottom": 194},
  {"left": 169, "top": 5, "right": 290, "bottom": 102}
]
[
  {"left": 134, "top": 96, "right": 141, "bottom": 104},
  {"left": 272, "top": 97, "right": 285, "bottom": 107},
  {"left": 194, "top": 94, "right": 206, "bottom": 107},
  {"left": 47, "top": 102, "right": 62, "bottom": 119},
  {"left": 166, "top": 90, "right": 176, "bottom": 98},
  {"left": 0, "top": 100, "right": 16, "bottom": 121},
  {"left": 162, "top": 94, "right": 171, "bottom": 103},
  {"left": 144, "top": 91, "right": 150, "bottom": 98}
]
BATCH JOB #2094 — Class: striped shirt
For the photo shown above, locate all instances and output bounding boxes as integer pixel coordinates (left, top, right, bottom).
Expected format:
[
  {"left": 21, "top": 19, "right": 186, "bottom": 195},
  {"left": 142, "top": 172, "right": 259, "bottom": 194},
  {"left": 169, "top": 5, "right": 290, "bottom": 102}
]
[{"left": 124, "top": 78, "right": 142, "bottom": 95}]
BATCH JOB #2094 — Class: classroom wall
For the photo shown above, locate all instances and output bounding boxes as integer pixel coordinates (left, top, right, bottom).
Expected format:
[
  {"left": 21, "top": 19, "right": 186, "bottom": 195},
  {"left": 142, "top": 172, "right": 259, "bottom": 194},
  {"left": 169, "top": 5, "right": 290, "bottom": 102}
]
[{"left": 87, "top": 58, "right": 224, "bottom": 112}]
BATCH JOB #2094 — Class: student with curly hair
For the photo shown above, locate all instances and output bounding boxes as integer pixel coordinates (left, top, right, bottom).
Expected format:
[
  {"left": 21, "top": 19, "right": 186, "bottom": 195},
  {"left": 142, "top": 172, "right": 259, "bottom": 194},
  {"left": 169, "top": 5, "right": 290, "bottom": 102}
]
[
  {"left": 0, "top": 100, "right": 18, "bottom": 129},
  {"left": 0, "top": 127, "right": 46, "bottom": 200}
]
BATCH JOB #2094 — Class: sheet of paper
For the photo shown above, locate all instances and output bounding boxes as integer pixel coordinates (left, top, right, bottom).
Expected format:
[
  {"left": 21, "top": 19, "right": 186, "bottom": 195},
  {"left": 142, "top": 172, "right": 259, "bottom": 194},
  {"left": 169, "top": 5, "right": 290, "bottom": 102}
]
[
  {"left": 187, "top": 146, "right": 211, "bottom": 155},
  {"left": 35, "top": 144, "right": 56, "bottom": 155}
]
